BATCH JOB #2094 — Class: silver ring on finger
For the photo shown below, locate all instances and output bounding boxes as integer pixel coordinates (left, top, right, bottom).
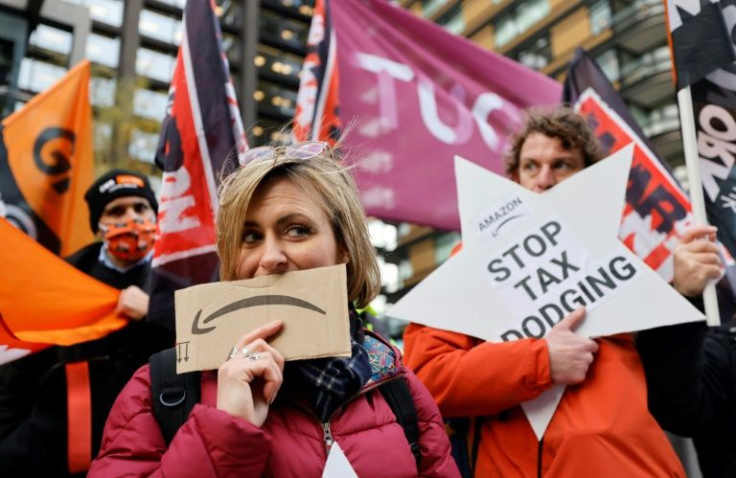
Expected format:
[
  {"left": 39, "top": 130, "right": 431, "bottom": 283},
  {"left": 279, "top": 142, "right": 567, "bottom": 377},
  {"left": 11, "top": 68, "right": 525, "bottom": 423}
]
[
  {"left": 246, "top": 353, "right": 261, "bottom": 361},
  {"left": 228, "top": 346, "right": 250, "bottom": 360}
]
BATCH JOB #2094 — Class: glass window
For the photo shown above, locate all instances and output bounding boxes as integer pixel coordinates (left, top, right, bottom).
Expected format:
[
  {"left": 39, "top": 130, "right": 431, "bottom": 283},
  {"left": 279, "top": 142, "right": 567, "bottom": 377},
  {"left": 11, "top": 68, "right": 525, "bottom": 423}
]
[
  {"left": 90, "top": 76, "right": 116, "bottom": 107},
  {"left": 518, "top": 36, "right": 552, "bottom": 71},
  {"left": 516, "top": 0, "right": 549, "bottom": 33},
  {"left": 93, "top": 122, "right": 112, "bottom": 156},
  {"left": 86, "top": 34, "right": 120, "bottom": 68},
  {"left": 256, "top": 45, "right": 302, "bottom": 82},
  {"left": 595, "top": 49, "right": 620, "bottom": 83},
  {"left": 256, "top": 81, "right": 298, "bottom": 118},
  {"left": 129, "top": 129, "right": 158, "bottom": 164},
  {"left": 215, "top": 0, "right": 243, "bottom": 28},
  {"left": 139, "top": 9, "right": 182, "bottom": 45},
  {"left": 17, "top": 59, "right": 67, "bottom": 93},
  {"left": 136, "top": 48, "right": 176, "bottom": 83},
  {"left": 421, "top": 0, "right": 449, "bottom": 18},
  {"left": 494, "top": 0, "right": 550, "bottom": 48},
  {"left": 494, "top": 14, "right": 517, "bottom": 48},
  {"left": 134, "top": 88, "right": 168, "bottom": 121},
  {"left": 260, "top": 11, "right": 308, "bottom": 50},
  {"left": 64, "top": 0, "right": 123, "bottom": 27},
  {"left": 438, "top": 4, "right": 464, "bottom": 35},
  {"left": 29, "top": 24, "right": 72, "bottom": 56},
  {"left": 156, "top": 0, "right": 187, "bottom": 8},
  {"left": 589, "top": 0, "right": 612, "bottom": 35}
]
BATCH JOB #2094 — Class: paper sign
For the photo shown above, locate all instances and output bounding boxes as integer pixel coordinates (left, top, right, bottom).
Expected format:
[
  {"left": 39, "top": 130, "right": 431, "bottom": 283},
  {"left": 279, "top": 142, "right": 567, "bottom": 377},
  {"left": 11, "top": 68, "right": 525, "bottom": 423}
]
[
  {"left": 322, "top": 443, "right": 358, "bottom": 478},
  {"left": 175, "top": 264, "right": 350, "bottom": 373},
  {"left": 389, "top": 145, "right": 704, "bottom": 438}
]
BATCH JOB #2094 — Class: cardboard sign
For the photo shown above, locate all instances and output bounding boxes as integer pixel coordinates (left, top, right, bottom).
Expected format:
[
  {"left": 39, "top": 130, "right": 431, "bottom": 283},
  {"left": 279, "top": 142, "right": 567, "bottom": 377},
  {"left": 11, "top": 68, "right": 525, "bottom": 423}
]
[
  {"left": 389, "top": 145, "right": 704, "bottom": 439},
  {"left": 175, "top": 264, "right": 350, "bottom": 373}
]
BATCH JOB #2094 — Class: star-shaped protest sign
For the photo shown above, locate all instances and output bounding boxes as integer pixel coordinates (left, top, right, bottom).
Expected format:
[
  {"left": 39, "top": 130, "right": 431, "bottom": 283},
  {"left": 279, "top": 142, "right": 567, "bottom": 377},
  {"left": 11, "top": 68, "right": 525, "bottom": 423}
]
[{"left": 389, "top": 144, "right": 703, "bottom": 439}]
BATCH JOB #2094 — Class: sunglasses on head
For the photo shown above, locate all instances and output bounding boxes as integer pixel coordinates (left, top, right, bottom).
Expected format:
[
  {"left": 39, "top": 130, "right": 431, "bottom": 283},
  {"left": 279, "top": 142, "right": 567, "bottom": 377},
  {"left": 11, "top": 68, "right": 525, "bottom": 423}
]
[{"left": 238, "top": 141, "right": 330, "bottom": 167}]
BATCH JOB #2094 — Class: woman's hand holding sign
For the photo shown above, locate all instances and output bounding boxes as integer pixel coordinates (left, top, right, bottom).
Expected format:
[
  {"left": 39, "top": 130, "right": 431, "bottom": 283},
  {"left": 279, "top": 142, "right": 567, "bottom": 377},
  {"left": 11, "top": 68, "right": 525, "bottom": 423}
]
[
  {"left": 217, "top": 320, "right": 285, "bottom": 427},
  {"left": 545, "top": 308, "right": 598, "bottom": 385}
]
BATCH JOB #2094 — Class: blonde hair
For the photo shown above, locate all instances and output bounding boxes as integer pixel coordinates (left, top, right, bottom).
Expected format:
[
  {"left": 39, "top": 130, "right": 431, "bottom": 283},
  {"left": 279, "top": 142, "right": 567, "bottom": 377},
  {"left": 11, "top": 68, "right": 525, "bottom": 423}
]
[{"left": 216, "top": 143, "right": 380, "bottom": 308}]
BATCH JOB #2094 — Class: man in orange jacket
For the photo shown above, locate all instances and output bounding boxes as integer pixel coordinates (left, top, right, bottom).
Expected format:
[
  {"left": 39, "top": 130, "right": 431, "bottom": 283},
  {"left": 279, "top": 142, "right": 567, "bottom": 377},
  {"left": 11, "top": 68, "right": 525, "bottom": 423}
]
[{"left": 403, "top": 108, "right": 687, "bottom": 477}]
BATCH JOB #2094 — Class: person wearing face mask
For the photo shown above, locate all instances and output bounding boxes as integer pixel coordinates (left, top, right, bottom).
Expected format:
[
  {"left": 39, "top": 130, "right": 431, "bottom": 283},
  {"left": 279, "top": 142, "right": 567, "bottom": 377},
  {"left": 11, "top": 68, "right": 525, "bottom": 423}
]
[{"left": 0, "top": 169, "right": 172, "bottom": 477}]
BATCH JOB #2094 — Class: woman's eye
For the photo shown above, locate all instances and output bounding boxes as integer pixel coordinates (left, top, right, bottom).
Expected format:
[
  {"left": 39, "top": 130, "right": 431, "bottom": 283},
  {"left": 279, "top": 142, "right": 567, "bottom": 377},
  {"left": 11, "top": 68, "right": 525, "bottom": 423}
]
[
  {"left": 242, "top": 231, "right": 261, "bottom": 244},
  {"left": 286, "top": 225, "right": 310, "bottom": 238}
]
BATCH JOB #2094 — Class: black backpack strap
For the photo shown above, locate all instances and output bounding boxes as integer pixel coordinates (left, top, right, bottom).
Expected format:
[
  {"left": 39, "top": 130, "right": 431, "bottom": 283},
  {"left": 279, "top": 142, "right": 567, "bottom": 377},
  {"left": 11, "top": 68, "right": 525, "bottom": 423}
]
[
  {"left": 379, "top": 376, "right": 421, "bottom": 470},
  {"left": 149, "top": 347, "right": 201, "bottom": 445}
]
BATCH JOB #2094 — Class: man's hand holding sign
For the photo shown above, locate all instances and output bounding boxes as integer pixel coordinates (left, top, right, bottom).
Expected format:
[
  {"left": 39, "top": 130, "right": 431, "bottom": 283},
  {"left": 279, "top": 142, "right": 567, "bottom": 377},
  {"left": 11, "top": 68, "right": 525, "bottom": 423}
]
[{"left": 397, "top": 110, "right": 706, "bottom": 477}]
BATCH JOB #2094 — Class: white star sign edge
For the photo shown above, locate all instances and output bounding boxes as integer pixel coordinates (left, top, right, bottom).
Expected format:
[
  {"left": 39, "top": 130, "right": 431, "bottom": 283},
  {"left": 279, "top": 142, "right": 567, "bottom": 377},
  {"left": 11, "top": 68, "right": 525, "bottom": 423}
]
[{"left": 389, "top": 143, "right": 704, "bottom": 440}]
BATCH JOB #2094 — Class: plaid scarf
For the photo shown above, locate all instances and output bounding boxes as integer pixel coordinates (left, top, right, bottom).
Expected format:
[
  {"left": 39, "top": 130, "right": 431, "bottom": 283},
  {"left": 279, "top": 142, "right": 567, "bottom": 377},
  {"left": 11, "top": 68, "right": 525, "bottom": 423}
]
[{"left": 286, "top": 307, "right": 372, "bottom": 422}]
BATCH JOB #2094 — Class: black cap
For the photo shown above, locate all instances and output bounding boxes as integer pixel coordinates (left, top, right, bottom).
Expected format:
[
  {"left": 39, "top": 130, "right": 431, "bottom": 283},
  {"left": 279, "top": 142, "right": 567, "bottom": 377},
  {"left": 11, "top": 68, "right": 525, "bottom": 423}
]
[{"left": 85, "top": 169, "right": 158, "bottom": 233}]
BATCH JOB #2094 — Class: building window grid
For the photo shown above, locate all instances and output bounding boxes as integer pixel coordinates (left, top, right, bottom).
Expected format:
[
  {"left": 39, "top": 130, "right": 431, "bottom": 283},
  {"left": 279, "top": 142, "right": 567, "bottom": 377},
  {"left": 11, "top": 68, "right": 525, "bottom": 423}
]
[
  {"left": 494, "top": 0, "right": 550, "bottom": 49},
  {"left": 64, "top": 0, "right": 124, "bottom": 28},
  {"left": 139, "top": 8, "right": 183, "bottom": 45},
  {"left": 19, "top": 1, "right": 311, "bottom": 167}
]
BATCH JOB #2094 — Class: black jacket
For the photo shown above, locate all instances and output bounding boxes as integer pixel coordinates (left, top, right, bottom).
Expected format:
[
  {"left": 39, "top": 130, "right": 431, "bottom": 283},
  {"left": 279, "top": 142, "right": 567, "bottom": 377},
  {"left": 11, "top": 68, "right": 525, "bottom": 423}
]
[
  {"left": 638, "top": 319, "right": 736, "bottom": 478},
  {"left": 0, "top": 243, "right": 172, "bottom": 477}
]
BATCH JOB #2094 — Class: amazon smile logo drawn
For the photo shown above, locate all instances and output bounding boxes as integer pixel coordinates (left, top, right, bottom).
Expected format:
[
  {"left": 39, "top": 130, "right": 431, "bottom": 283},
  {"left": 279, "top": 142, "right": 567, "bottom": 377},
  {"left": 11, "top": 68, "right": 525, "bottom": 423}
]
[
  {"left": 474, "top": 195, "right": 530, "bottom": 243},
  {"left": 191, "top": 294, "right": 326, "bottom": 335}
]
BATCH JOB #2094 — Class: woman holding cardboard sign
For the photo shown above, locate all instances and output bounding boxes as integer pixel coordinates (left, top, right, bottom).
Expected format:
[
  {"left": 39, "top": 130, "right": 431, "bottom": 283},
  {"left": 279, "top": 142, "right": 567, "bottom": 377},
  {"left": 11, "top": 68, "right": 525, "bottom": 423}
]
[{"left": 88, "top": 141, "right": 459, "bottom": 477}]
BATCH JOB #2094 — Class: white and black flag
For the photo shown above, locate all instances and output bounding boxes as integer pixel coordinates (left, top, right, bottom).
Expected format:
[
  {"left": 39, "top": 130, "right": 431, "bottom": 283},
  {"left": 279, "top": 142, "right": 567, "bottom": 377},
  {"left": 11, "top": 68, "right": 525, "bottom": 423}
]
[{"left": 666, "top": 0, "right": 736, "bottom": 258}]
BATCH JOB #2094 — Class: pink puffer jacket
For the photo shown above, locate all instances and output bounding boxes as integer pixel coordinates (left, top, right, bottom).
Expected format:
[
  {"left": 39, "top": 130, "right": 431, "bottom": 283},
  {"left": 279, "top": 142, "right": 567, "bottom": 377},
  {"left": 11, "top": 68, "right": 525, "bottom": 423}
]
[{"left": 88, "top": 340, "right": 459, "bottom": 477}]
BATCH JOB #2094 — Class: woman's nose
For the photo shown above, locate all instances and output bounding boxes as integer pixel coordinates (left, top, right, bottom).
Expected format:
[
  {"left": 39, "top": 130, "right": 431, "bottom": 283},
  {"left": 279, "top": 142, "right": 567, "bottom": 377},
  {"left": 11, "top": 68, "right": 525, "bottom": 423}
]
[{"left": 258, "top": 237, "right": 288, "bottom": 274}]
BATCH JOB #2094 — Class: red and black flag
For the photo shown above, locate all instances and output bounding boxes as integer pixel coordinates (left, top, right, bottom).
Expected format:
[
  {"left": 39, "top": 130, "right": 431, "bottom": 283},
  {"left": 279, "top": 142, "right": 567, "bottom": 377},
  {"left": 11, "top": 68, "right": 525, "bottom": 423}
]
[
  {"left": 293, "top": 0, "right": 342, "bottom": 144},
  {"left": 149, "top": 0, "right": 247, "bottom": 331},
  {"left": 563, "top": 48, "right": 693, "bottom": 281}
]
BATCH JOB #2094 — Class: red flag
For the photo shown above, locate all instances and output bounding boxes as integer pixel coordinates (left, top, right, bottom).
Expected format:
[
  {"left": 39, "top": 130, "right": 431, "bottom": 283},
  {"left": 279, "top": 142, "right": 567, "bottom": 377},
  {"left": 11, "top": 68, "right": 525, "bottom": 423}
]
[
  {"left": 293, "top": 0, "right": 341, "bottom": 144},
  {"left": 148, "top": 0, "right": 247, "bottom": 331},
  {"left": 563, "top": 49, "right": 694, "bottom": 280}
]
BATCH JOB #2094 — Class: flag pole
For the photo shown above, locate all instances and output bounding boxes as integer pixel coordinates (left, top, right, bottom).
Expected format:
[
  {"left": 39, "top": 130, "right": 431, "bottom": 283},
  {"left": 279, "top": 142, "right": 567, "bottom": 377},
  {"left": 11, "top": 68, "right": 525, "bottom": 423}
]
[{"left": 677, "top": 85, "right": 720, "bottom": 326}]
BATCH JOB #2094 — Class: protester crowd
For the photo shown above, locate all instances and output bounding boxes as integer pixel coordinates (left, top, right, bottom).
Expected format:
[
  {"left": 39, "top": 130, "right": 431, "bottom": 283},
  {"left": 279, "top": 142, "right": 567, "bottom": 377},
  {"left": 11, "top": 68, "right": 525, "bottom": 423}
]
[{"left": 0, "top": 108, "right": 733, "bottom": 478}]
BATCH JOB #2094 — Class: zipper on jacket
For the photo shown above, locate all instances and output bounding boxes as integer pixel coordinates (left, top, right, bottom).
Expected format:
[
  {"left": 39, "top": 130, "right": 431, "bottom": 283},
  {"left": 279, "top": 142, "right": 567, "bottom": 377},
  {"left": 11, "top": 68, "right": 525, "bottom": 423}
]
[{"left": 322, "top": 422, "right": 335, "bottom": 454}]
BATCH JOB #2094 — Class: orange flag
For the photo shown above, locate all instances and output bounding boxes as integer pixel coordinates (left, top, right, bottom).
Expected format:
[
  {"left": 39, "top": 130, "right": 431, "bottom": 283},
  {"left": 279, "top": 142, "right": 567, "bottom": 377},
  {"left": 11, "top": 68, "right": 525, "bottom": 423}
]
[
  {"left": 0, "top": 60, "right": 94, "bottom": 257},
  {"left": 0, "top": 218, "right": 126, "bottom": 349}
]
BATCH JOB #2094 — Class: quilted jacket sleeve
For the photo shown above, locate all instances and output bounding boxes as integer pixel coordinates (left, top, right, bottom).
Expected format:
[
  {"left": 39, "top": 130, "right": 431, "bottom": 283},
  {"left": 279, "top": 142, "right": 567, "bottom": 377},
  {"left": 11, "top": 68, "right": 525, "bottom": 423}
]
[
  {"left": 88, "top": 365, "right": 271, "bottom": 478},
  {"left": 403, "top": 323, "right": 553, "bottom": 417},
  {"left": 403, "top": 368, "right": 461, "bottom": 478}
]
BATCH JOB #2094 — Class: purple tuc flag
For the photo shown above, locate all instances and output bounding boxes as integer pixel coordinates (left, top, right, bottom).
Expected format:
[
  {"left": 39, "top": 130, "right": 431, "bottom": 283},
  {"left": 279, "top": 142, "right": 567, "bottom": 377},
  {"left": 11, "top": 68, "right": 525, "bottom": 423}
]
[{"left": 325, "top": 0, "right": 561, "bottom": 231}]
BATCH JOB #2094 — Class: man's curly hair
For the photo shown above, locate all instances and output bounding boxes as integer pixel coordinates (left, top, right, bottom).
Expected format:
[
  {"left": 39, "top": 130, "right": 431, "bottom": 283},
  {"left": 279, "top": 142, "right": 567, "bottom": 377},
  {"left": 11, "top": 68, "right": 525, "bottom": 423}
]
[{"left": 505, "top": 108, "right": 604, "bottom": 177}]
